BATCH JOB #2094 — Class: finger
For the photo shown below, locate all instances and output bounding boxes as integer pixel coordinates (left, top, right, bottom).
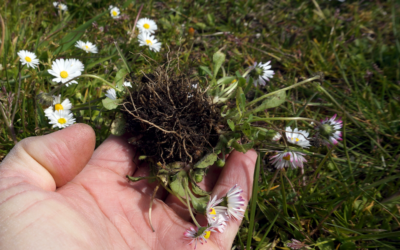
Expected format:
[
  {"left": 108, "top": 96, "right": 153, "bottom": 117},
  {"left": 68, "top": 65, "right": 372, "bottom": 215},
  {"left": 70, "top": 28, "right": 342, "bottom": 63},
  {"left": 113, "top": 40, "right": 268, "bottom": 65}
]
[
  {"left": 204, "top": 150, "right": 257, "bottom": 248},
  {"left": 85, "top": 135, "right": 138, "bottom": 177},
  {"left": 0, "top": 123, "right": 95, "bottom": 191},
  {"left": 164, "top": 164, "right": 223, "bottom": 221}
]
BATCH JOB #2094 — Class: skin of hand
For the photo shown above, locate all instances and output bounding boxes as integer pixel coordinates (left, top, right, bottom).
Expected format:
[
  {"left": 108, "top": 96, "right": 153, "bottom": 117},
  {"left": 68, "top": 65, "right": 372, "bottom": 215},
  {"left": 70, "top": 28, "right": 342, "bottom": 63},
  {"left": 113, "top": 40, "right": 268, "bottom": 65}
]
[{"left": 0, "top": 124, "right": 257, "bottom": 250}]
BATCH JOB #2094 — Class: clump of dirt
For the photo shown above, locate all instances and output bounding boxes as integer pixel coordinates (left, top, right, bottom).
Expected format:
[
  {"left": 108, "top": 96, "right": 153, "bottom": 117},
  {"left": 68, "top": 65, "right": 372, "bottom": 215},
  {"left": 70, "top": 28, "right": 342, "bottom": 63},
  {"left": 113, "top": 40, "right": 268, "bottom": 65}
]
[{"left": 121, "top": 67, "right": 223, "bottom": 164}]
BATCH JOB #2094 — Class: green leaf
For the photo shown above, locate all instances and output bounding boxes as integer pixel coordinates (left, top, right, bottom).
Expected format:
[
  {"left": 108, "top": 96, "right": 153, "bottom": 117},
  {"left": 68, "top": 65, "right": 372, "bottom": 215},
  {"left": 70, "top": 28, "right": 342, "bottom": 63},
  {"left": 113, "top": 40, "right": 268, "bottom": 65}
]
[
  {"left": 236, "top": 87, "right": 246, "bottom": 115},
  {"left": 115, "top": 68, "right": 129, "bottom": 90},
  {"left": 232, "top": 141, "right": 254, "bottom": 153},
  {"left": 199, "top": 66, "right": 213, "bottom": 77},
  {"left": 213, "top": 50, "right": 225, "bottom": 78},
  {"left": 102, "top": 98, "right": 122, "bottom": 110},
  {"left": 217, "top": 76, "right": 236, "bottom": 85},
  {"left": 86, "top": 53, "right": 117, "bottom": 71},
  {"left": 114, "top": 42, "right": 133, "bottom": 73},
  {"left": 316, "top": 238, "right": 335, "bottom": 250},
  {"left": 252, "top": 90, "right": 286, "bottom": 113},
  {"left": 126, "top": 175, "right": 152, "bottom": 182},
  {"left": 227, "top": 119, "right": 235, "bottom": 131},
  {"left": 170, "top": 170, "right": 187, "bottom": 199},
  {"left": 189, "top": 170, "right": 211, "bottom": 196},
  {"left": 238, "top": 77, "right": 246, "bottom": 87},
  {"left": 186, "top": 187, "right": 209, "bottom": 214},
  {"left": 54, "top": 12, "right": 106, "bottom": 55},
  {"left": 111, "top": 117, "right": 126, "bottom": 136},
  {"left": 193, "top": 153, "right": 218, "bottom": 169},
  {"left": 340, "top": 242, "right": 356, "bottom": 250}
]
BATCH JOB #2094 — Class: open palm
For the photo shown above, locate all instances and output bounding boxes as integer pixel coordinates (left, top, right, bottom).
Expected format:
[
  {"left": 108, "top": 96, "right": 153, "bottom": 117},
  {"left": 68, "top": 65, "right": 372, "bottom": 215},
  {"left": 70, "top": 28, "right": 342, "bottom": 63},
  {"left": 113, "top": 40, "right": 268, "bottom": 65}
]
[{"left": 0, "top": 124, "right": 257, "bottom": 250}]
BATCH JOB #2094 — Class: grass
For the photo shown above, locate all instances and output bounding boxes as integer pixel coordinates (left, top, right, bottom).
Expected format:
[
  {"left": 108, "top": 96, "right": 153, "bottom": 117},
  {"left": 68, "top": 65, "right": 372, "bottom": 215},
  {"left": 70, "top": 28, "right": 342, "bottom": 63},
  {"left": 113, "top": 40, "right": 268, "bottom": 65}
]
[{"left": 1, "top": 0, "right": 400, "bottom": 249}]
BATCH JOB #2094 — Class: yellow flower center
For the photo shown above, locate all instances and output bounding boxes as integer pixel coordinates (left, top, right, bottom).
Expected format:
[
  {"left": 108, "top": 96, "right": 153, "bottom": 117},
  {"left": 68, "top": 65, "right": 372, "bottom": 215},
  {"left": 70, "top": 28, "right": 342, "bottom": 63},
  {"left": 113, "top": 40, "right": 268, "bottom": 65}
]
[
  {"left": 146, "top": 39, "right": 153, "bottom": 45},
  {"left": 25, "top": 56, "right": 32, "bottom": 62},
  {"left": 283, "top": 154, "right": 291, "bottom": 161},
  {"left": 295, "top": 138, "right": 299, "bottom": 142},
  {"left": 60, "top": 71, "right": 68, "bottom": 79},
  {"left": 204, "top": 231, "right": 211, "bottom": 239},
  {"left": 58, "top": 118, "right": 67, "bottom": 124},
  {"left": 231, "top": 79, "right": 237, "bottom": 84},
  {"left": 58, "top": 5, "right": 62, "bottom": 9},
  {"left": 55, "top": 104, "right": 63, "bottom": 111},
  {"left": 143, "top": 23, "right": 150, "bottom": 29},
  {"left": 112, "top": 10, "right": 117, "bottom": 16},
  {"left": 85, "top": 45, "right": 89, "bottom": 50},
  {"left": 209, "top": 208, "right": 216, "bottom": 215}
]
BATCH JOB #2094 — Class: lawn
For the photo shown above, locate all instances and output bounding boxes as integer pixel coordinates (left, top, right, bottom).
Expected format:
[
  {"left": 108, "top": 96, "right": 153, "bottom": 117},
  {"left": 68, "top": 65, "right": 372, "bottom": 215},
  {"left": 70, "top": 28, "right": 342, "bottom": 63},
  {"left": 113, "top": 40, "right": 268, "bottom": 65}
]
[{"left": 1, "top": 0, "right": 400, "bottom": 249}]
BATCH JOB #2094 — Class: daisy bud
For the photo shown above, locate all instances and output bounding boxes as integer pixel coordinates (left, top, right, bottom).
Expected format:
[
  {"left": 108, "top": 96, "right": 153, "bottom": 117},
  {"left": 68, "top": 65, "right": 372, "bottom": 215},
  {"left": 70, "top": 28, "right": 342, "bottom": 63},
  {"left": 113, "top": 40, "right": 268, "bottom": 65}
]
[
  {"left": 194, "top": 169, "right": 205, "bottom": 183},
  {"left": 215, "top": 158, "right": 225, "bottom": 167}
]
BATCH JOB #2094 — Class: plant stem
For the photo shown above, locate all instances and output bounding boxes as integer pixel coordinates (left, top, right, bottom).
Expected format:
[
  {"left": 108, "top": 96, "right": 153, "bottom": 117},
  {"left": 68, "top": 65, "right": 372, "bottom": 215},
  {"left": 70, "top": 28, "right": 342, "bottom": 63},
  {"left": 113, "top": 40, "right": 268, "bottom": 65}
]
[
  {"left": 184, "top": 179, "right": 200, "bottom": 228},
  {"left": 246, "top": 75, "right": 320, "bottom": 107},
  {"left": 128, "top": 4, "right": 144, "bottom": 44},
  {"left": 249, "top": 116, "right": 319, "bottom": 124}
]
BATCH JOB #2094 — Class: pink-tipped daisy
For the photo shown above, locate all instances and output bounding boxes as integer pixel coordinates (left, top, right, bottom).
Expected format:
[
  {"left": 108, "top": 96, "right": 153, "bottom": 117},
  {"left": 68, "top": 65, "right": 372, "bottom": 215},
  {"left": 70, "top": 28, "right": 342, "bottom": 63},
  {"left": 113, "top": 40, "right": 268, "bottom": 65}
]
[
  {"left": 184, "top": 226, "right": 210, "bottom": 250},
  {"left": 224, "top": 184, "right": 246, "bottom": 220},
  {"left": 270, "top": 151, "right": 307, "bottom": 169},
  {"left": 316, "top": 114, "right": 343, "bottom": 146},
  {"left": 206, "top": 196, "right": 227, "bottom": 225}
]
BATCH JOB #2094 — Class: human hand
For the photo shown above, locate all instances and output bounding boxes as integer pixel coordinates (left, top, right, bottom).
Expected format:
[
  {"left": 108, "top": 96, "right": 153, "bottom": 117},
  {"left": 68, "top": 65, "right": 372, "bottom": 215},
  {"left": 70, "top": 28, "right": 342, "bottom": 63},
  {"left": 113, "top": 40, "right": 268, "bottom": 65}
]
[{"left": 0, "top": 124, "right": 257, "bottom": 250}]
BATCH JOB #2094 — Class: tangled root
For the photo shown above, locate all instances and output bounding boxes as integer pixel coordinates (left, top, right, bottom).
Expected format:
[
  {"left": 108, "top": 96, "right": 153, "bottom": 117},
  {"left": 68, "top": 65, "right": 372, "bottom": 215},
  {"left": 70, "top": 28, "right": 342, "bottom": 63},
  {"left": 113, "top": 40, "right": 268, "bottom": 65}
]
[{"left": 121, "top": 67, "right": 222, "bottom": 164}]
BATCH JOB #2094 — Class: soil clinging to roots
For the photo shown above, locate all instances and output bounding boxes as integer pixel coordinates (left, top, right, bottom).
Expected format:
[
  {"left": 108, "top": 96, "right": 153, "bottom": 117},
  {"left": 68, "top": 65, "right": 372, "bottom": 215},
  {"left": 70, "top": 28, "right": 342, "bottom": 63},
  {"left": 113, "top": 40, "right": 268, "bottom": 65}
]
[{"left": 121, "top": 68, "right": 222, "bottom": 164}]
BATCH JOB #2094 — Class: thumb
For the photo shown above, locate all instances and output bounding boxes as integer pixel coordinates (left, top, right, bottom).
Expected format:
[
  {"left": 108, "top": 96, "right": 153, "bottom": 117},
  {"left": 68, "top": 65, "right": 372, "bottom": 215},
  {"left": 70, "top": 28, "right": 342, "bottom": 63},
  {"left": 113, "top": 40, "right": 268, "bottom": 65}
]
[{"left": 0, "top": 123, "right": 95, "bottom": 191}]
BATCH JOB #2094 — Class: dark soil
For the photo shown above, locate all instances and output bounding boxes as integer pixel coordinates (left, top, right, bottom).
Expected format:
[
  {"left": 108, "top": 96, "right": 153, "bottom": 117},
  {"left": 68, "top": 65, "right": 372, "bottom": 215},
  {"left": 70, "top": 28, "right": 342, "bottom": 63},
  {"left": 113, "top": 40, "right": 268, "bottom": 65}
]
[{"left": 121, "top": 68, "right": 222, "bottom": 165}]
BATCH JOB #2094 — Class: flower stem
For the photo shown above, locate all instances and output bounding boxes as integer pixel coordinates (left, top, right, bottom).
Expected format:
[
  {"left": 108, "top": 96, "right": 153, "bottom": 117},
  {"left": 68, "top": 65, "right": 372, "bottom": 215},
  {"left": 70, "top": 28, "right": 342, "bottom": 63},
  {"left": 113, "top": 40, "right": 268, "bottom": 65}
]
[
  {"left": 246, "top": 75, "right": 320, "bottom": 108},
  {"left": 249, "top": 116, "right": 319, "bottom": 124},
  {"left": 184, "top": 179, "right": 201, "bottom": 228}
]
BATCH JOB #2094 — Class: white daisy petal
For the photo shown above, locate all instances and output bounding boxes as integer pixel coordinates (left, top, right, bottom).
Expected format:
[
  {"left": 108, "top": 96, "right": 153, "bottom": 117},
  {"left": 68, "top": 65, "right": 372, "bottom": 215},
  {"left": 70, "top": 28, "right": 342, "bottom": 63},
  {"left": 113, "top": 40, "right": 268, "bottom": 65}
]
[
  {"left": 138, "top": 33, "right": 162, "bottom": 52},
  {"left": 75, "top": 40, "right": 98, "bottom": 53},
  {"left": 105, "top": 88, "right": 117, "bottom": 100},
  {"left": 285, "top": 126, "right": 311, "bottom": 148},
  {"left": 47, "top": 58, "right": 84, "bottom": 86},
  {"left": 110, "top": 6, "right": 120, "bottom": 19},
  {"left": 17, "top": 50, "right": 39, "bottom": 69},
  {"left": 137, "top": 18, "right": 158, "bottom": 34},
  {"left": 270, "top": 151, "right": 307, "bottom": 169},
  {"left": 48, "top": 110, "right": 75, "bottom": 129}
]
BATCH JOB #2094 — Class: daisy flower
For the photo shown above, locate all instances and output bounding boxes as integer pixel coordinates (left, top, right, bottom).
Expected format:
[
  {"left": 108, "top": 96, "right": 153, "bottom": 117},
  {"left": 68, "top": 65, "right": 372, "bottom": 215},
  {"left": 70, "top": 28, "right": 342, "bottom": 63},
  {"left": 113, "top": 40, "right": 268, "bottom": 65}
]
[
  {"left": 138, "top": 32, "right": 162, "bottom": 52},
  {"left": 270, "top": 151, "right": 307, "bottom": 169},
  {"left": 184, "top": 216, "right": 226, "bottom": 249},
  {"left": 75, "top": 40, "right": 98, "bottom": 53},
  {"left": 316, "top": 114, "right": 343, "bottom": 146},
  {"left": 53, "top": 2, "right": 67, "bottom": 11},
  {"left": 137, "top": 18, "right": 158, "bottom": 34},
  {"left": 105, "top": 88, "right": 117, "bottom": 100},
  {"left": 248, "top": 61, "right": 274, "bottom": 86},
  {"left": 123, "top": 81, "right": 132, "bottom": 87},
  {"left": 48, "top": 110, "right": 75, "bottom": 129},
  {"left": 224, "top": 184, "right": 245, "bottom": 220},
  {"left": 17, "top": 50, "right": 39, "bottom": 69},
  {"left": 285, "top": 127, "right": 311, "bottom": 148},
  {"left": 48, "top": 58, "right": 84, "bottom": 86},
  {"left": 272, "top": 131, "right": 282, "bottom": 141},
  {"left": 206, "top": 196, "right": 227, "bottom": 225},
  {"left": 44, "top": 95, "right": 72, "bottom": 117},
  {"left": 184, "top": 226, "right": 209, "bottom": 250},
  {"left": 109, "top": 6, "right": 120, "bottom": 19}
]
